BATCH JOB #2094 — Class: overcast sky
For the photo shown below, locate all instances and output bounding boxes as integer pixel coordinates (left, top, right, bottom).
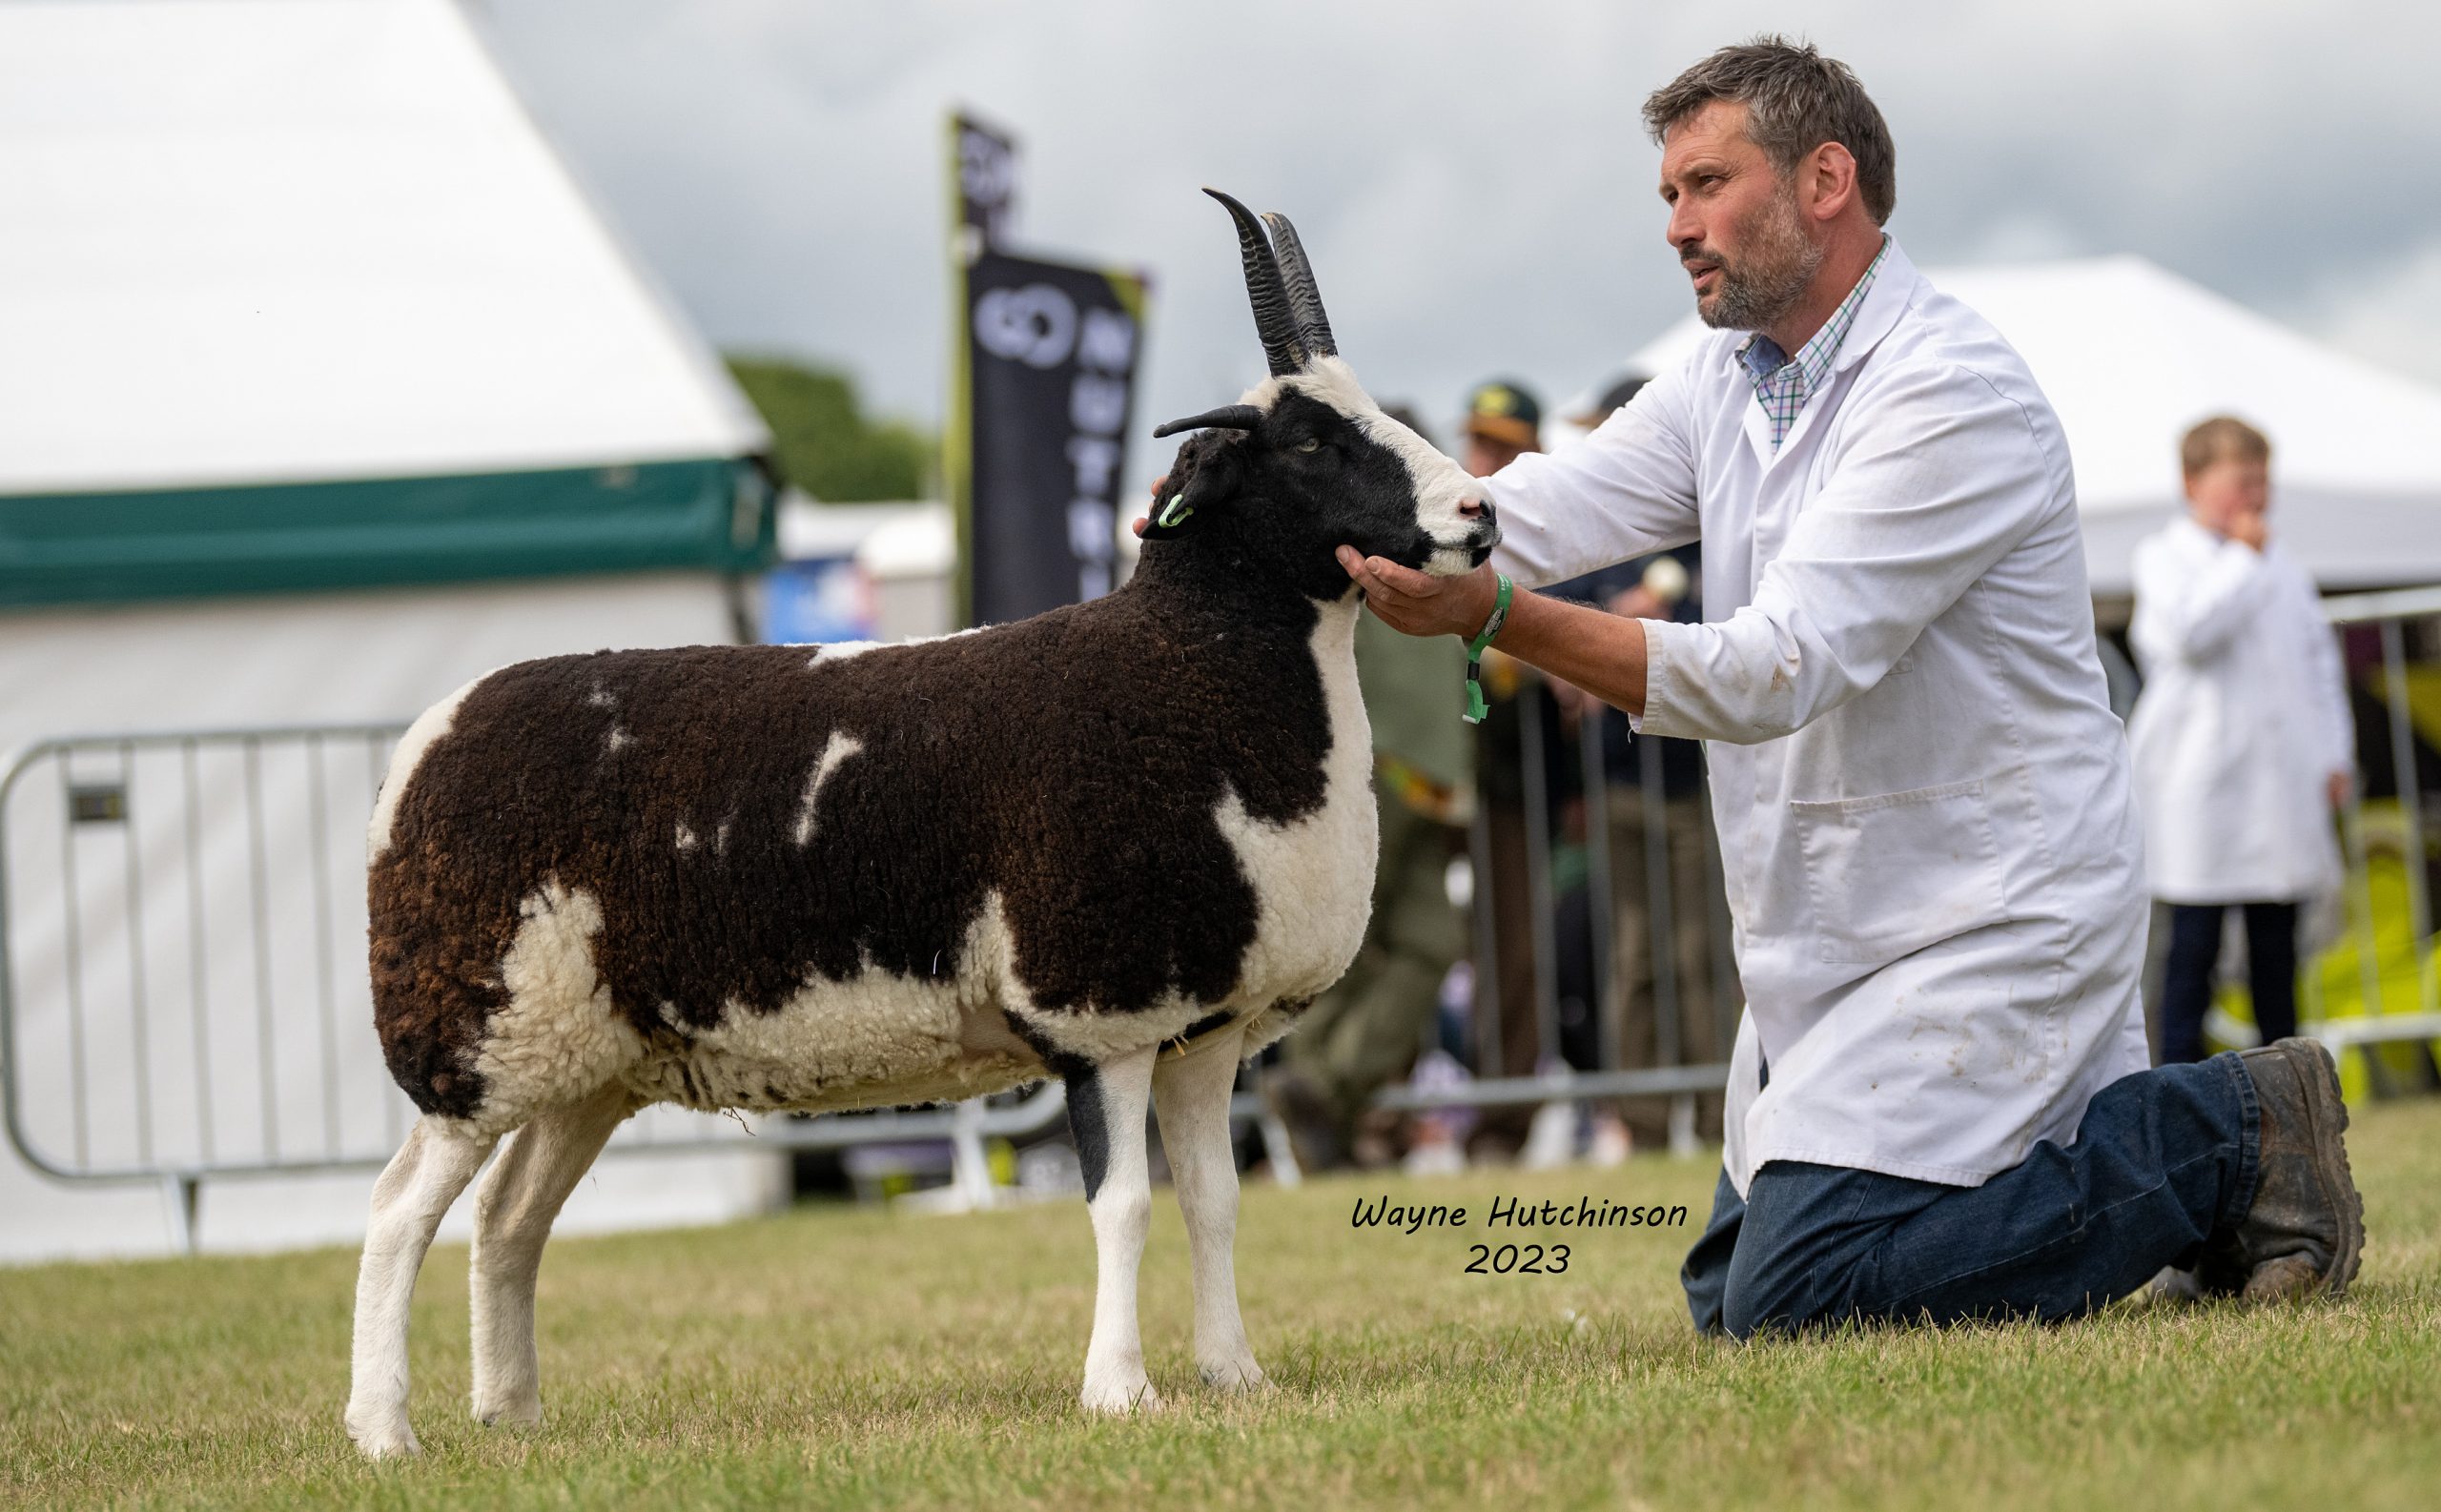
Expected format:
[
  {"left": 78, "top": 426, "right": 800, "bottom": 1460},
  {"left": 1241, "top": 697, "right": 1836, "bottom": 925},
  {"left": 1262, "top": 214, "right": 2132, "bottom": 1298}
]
[{"left": 481, "top": 0, "right": 2441, "bottom": 490}]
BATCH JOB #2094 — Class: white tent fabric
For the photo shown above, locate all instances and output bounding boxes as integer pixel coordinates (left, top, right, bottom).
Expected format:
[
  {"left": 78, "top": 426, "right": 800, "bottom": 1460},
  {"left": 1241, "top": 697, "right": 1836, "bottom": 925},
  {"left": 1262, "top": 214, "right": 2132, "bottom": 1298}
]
[
  {"left": 0, "top": 0, "right": 765, "bottom": 495},
  {"left": 1621, "top": 255, "right": 2441, "bottom": 596},
  {"left": 0, "top": 0, "right": 790, "bottom": 1261}
]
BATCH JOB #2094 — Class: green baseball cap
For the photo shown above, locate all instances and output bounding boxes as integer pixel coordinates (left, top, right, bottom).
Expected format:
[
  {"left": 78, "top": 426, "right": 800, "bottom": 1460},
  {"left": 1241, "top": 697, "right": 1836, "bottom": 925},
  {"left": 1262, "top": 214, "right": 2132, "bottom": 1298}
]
[{"left": 1464, "top": 379, "right": 1542, "bottom": 450}]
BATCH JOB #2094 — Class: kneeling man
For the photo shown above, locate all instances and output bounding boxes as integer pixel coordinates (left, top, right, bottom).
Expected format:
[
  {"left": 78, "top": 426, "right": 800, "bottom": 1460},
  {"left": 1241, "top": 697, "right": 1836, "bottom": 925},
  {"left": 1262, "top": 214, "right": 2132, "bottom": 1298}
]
[{"left": 1345, "top": 37, "right": 2361, "bottom": 1334}]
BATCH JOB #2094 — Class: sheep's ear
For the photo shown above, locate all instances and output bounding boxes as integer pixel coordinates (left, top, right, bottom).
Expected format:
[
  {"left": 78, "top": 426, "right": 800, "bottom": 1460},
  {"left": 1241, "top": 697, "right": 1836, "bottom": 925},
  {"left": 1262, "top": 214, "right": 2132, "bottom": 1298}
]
[{"left": 1142, "top": 439, "right": 1241, "bottom": 541}]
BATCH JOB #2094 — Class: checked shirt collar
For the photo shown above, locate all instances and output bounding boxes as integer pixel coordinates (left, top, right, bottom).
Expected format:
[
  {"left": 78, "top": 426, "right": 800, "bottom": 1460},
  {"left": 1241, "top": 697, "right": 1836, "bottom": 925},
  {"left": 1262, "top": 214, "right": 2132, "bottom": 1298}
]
[{"left": 1735, "top": 235, "right": 1891, "bottom": 452}]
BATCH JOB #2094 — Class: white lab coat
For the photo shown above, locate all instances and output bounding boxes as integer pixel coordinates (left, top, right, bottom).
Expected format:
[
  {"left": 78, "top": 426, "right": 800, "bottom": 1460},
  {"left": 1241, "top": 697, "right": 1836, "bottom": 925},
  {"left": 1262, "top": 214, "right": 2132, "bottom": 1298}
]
[
  {"left": 2125, "top": 517, "right": 2351, "bottom": 904},
  {"left": 1488, "top": 239, "right": 2148, "bottom": 1195}
]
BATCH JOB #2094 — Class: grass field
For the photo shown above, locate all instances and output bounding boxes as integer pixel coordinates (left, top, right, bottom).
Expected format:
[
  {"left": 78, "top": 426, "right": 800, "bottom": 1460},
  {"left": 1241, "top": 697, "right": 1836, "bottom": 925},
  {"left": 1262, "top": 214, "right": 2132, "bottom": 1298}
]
[{"left": 5, "top": 1099, "right": 2437, "bottom": 1512}]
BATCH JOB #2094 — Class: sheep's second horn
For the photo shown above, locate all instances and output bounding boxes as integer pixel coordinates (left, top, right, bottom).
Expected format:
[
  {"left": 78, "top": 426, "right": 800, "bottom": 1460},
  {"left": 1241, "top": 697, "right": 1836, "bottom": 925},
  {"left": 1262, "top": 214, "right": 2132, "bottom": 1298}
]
[
  {"left": 1260, "top": 211, "right": 1337, "bottom": 360},
  {"left": 1204, "top": 188, "right": 1303, "bottom": 376},
  {"left": 1152, "top": 404, "right": 1264, "bottom": 438}
]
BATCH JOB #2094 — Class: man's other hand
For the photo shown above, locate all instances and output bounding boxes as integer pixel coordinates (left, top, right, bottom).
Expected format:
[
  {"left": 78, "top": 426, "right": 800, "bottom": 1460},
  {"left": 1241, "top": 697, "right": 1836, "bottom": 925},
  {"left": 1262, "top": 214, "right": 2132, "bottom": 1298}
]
[
  {"left": 1130, "top": 472, "right": 1169, "bottom": 540},
  {"left": 1337, "top": 548, "right": 1501, "bottom": 641},
  {"left": 1605, "top": 584, "right": 1668, "bottom": 621}
]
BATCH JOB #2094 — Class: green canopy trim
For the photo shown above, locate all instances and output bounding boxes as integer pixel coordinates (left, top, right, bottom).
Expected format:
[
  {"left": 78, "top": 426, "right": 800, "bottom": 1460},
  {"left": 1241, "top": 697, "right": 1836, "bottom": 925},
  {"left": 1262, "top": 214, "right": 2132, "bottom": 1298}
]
[{"left": 1, "top": 458, "right": 776, "bottom": 608}]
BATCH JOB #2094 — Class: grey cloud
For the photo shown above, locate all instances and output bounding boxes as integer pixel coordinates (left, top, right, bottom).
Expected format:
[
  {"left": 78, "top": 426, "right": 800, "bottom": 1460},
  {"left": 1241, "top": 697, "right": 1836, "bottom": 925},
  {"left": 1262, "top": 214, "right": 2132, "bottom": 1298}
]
[{"left": 481, "top": 0, "right": 2441, "bottom": 493}]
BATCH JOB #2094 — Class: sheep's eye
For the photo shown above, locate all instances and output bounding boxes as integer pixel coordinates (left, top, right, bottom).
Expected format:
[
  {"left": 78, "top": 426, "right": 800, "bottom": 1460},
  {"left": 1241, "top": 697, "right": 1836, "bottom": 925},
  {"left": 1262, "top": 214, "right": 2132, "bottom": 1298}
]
[{"left": 1295, "top": 438, "right": 1323, "bottom": 455}]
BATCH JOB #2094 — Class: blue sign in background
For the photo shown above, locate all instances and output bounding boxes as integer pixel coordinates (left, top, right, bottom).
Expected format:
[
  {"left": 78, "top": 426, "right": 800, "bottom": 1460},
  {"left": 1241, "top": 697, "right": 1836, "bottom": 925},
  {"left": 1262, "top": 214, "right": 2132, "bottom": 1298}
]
[{"left": 762, "top": 555, "right": 877, "bottom": 644}]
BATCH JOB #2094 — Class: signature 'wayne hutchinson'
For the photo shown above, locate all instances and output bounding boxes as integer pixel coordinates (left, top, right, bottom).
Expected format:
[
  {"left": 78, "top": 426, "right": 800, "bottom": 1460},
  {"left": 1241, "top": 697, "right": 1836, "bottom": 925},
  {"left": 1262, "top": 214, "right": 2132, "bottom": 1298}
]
[{"left": 1350, "top": 1195, "right": 1692, "bottom": 1236}]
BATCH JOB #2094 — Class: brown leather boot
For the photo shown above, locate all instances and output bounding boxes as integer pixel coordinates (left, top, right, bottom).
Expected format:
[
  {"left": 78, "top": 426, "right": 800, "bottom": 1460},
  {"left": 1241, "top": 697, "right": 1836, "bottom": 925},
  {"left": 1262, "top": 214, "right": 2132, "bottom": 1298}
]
[{"left": 2218, "top": 1039, "right": 2365, "bottom": 1301}]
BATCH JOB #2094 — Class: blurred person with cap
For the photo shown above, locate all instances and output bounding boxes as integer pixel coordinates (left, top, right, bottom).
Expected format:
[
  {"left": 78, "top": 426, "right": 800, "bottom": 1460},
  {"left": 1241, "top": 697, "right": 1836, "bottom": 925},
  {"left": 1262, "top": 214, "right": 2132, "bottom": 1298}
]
[
  {"left": 1452, "top": 378, "right": 1562, "bottom": 1158},
  {"left": 1542, "top": 375, "right": 1728, "bottom": 1161},
  {"left": 1343, "top": 36, "right": 2363, "bottom": 1334},
  {"left": 1270, "top": 406, "right": 1477, "bottom": 1170},
  {"left": 1557, "top": 371, "right": 1659, "bottom": 447},
  {"left": 1462, "top": 379, "right": 1543, "bottom": 477},
  {"left": 2127, "top": 417, "right": 2354, "bottom": 1066}
]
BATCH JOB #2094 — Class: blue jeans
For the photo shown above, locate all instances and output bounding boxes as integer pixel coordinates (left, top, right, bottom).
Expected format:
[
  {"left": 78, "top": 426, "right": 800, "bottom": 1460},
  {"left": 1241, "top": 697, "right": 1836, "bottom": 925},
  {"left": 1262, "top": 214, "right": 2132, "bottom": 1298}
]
[{"left": 1681, "top": 1053, "right": 2261, "bottom": 1337}]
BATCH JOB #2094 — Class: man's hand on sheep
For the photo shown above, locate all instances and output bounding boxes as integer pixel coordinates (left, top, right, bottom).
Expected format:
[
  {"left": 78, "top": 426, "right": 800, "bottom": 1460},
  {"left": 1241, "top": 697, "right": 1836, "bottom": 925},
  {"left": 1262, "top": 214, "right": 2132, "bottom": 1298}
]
[
  {"left": 1336, "top": 549, "right": 1503, "bottom": 641},
  {"left": 1130, "top": 474, "right": 1168, "bottom": 539},
  {"left": 1341, "top": 548, "right": 1657, "bottom": 720}
]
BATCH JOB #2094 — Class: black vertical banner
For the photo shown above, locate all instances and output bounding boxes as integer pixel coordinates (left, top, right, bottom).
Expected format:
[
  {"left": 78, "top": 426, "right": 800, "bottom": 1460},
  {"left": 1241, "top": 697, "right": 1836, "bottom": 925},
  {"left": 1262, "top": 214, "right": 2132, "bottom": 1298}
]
[{"left": 962, "top": 253, "right": 1148, "bottom": 623}]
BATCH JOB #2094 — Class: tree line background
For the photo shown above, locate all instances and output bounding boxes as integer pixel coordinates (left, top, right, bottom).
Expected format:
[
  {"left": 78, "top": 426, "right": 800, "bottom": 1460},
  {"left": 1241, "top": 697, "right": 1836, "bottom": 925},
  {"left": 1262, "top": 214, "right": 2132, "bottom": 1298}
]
[{"left": 725, "top": 358, "right": 933, "bottom": 502}]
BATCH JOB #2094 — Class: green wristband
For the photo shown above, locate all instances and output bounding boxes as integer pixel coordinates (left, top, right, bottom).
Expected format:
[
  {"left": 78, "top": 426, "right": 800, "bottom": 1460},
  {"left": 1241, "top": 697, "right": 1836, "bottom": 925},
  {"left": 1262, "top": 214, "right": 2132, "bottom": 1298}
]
[
  {"left": 1466, "top": 573, "right": 1514, "bottom": 659},
  {"left": 1461, "top": 573, "right": 1514, "bottom": 725}
]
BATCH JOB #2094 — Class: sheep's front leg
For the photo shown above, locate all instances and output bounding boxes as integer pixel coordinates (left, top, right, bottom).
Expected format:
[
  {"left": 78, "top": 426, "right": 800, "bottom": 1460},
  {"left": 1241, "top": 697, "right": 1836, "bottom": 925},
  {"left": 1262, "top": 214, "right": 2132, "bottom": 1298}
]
[
  {"left": 1068, "top": 1043, "right": 1160, "bottom": 1413},
  {"left": 1152, "top": 1026, "right": 1267, "bottom": 1391}
]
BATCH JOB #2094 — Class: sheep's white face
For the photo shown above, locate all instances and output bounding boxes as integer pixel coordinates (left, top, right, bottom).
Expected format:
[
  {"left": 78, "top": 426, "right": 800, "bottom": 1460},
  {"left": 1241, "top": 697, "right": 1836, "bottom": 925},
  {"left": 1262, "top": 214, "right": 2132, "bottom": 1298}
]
[{"left": 1249, "top": 358, "right": 1499, "bottom": 577}]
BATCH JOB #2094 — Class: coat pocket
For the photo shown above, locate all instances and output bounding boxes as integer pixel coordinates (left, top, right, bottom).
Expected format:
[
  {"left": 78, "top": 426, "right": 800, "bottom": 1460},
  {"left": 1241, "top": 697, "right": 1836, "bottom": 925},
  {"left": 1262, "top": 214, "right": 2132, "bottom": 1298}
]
[{"left": 1790, "top": 776, "right": 2011, "bottom": 965}]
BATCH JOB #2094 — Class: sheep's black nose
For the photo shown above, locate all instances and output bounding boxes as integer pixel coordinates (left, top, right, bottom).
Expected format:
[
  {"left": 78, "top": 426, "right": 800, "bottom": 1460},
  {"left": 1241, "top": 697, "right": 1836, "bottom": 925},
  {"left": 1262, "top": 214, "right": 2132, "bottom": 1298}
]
[{"left": 1458, "top": 497, "right": 1489, "bottom": 521}]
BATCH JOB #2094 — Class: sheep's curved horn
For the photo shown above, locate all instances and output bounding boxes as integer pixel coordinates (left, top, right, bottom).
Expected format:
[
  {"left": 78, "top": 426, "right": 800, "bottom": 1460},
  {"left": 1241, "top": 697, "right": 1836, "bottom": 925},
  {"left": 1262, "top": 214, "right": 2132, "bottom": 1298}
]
[
  {"left": 1260, "top": 211, "right": 1337, "bottom": 359},
  {"left": 1152, "top": 404, "right": 1264, "bottom": 439},
  {"left": 1204, "top": 188, "right": 1303, "bottom": 376}
]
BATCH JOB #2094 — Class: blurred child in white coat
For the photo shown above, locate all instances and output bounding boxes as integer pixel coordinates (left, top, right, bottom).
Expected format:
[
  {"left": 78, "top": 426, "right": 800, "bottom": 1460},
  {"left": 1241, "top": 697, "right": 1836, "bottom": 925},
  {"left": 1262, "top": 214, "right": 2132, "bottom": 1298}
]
[{"left": 2128, "top": 417, "right": 2355, "bottom": 1062}]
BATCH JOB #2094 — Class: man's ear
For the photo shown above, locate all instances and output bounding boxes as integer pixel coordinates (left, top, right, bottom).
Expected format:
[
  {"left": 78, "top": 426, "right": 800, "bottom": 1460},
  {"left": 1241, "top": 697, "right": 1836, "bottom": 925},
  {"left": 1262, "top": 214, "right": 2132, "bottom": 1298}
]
[
  {"left": 1807, "top": 141, "right": 1857, "bottom": 222},
  {"left": 1142, "top": 437, "right": 1242, "bottom": 541}
]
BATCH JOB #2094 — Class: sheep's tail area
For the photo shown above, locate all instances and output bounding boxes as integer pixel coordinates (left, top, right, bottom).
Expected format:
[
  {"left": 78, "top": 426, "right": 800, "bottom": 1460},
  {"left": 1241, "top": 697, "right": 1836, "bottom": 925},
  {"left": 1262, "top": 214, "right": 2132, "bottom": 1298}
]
[
  {"left": 367, "top": 834, "right": 524, "bottom": 1123},
  {"left": 360, "top": 711, "right": 534, "bottom": 1121}
]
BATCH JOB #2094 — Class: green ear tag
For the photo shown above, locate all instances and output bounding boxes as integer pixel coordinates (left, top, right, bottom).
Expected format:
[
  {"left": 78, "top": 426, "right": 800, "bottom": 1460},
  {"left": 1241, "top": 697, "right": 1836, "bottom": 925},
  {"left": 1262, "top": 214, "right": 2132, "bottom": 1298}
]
[
  {"left": 1155, "top": 493, "right": 1193, "bottom": 529},
  {"left": 1463, "top": 660, "right": 1489, "bottom": 725}
]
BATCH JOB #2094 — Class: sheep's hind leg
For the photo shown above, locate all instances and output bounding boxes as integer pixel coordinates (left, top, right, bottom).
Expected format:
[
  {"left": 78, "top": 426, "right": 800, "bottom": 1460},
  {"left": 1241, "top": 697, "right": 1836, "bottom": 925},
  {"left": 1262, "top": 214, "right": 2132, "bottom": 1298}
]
[
  {"left": 468, "top": 1082, "right": 637, "bottom": 1429},
  {"left": 1070, "top": 1043, "right": 1161, "bottom": 1413},
  {"left": 346, "top": 1117, "right": 498, "bottom": 1459},
  {"left": 1152, "top": 1025, "right": 1267, "bottom": 1392}
]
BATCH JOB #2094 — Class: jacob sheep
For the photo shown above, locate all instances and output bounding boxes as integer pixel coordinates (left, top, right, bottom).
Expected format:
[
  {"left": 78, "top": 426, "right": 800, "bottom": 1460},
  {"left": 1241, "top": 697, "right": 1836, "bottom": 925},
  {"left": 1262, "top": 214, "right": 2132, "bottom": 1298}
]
[{"left": 344, "top": 189, "right": 1501, "bottom": 1458}]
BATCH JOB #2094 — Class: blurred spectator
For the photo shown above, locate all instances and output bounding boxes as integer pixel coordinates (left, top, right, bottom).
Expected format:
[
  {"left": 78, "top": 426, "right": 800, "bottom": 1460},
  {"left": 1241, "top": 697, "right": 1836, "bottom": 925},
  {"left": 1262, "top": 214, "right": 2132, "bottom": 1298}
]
[
  {"left": 1560, "top": 372, "right": 1656, "bottom": 445},
  {"left": 1545, "top": 376, "right": 1727, "bottom": 1156},
  {"left": 1461, "top": 378, "right": 1542, "bottom": 477},
  {"left": 1271, "top": 405, "right": 1474, "bottom": 1170},
  {"left": 2128, "top": 417, "right": 2354, "bottom": 1063},
  {"left": 1461, "top": 380, "right": 1550, "bottom": 1126}
]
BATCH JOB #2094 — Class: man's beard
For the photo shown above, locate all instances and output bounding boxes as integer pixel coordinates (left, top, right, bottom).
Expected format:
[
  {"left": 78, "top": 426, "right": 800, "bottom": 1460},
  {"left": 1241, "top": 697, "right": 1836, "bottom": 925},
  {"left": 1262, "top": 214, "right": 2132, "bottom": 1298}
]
[{"left": 1691, "top": 181, "right": 1824, "bottom": 333}]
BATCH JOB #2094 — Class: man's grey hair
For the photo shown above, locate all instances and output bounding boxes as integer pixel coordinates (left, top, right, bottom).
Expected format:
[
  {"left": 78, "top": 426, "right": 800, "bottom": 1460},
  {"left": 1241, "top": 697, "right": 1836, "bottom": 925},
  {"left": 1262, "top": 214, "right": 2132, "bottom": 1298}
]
[{"left": 1643, "top": 36, "right": 1897, "bottom": 227}]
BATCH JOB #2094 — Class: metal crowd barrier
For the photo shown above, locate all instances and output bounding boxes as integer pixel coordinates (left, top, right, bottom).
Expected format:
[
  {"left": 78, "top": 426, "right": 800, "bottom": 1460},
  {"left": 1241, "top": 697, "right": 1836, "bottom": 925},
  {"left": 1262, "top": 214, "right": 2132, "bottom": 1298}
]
[
  {"left": 11, "top": 592, "right": 2426, "bottom": 1249},
  {"left": 0, "top": 724, "right": 424, "bottom": 1212},
  {"left": 2310, "top": 585, "right": 2441, "bottom": 1082},
  {"left": 1446, "top": 682, "right": 1736, "bottom": 1154}
]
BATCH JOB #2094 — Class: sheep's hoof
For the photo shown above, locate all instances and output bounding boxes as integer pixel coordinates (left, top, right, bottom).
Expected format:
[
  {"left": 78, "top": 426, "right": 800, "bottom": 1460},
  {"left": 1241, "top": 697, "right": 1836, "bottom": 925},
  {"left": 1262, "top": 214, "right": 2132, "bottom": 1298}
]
[
  {"left": 1078, "top": 1371, "right": 1163, "bottom": 1415},
  {"left": 1200, "top": 1359, "right": 1271, "bottom": 1394},
  {"left": 344, "top": 1406, "right": 422, "bottom": 1461},
  {"left": 473, "top": 1394, "right": 543, "bottom": 1429}
]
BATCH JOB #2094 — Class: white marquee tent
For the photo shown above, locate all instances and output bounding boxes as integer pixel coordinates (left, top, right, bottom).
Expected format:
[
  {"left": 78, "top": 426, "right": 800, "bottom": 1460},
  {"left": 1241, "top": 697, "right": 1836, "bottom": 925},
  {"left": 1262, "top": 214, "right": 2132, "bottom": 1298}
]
[
  {"left": 1621, "top": 255, "right": 2441, "bottom": 598},
  {"left": 0, "top": 0, "right": 787, "bottom": 1261},
  {"left": 0, "top": 0, "right": 772, "bottom": 602}
]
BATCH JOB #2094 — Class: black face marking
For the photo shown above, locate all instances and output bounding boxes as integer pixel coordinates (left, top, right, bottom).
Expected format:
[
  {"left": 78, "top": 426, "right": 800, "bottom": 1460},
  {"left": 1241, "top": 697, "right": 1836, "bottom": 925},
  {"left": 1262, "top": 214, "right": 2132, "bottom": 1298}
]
[{"left": 1146, "top": 394, "right": 1445, "bottom": 603}]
